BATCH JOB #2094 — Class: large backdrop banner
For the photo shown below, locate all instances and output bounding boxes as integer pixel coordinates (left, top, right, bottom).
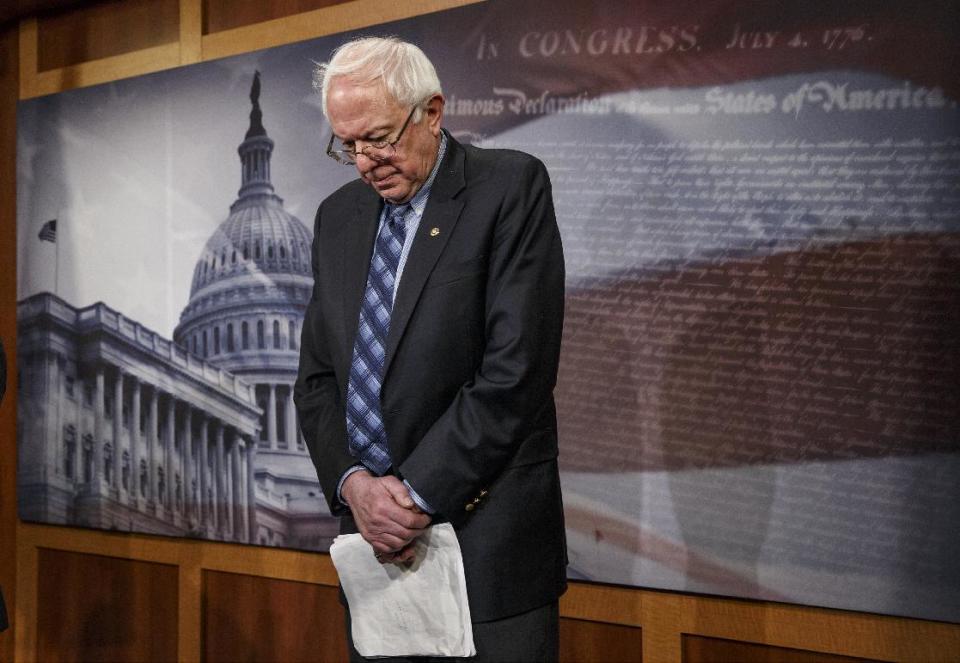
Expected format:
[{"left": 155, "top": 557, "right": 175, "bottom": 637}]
[{"left": 16, "top": 0, "right": 959, "bottom": 622}]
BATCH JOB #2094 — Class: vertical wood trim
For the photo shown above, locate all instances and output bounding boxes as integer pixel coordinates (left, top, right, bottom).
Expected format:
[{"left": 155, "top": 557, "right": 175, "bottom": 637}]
[
  {"left": 14, "top": 537, "right": 38, "bottom": 662},
  {"left": 178, "top": 555, "right": 202, "bottom": 662},
  {"left": 641, "top": 593, "right": 683, "bottom": 663},
  {"left": 0, "top": 23, "right": 18, "bottom": 663},
  {"left": 18, "top": 18, "right": 37, "bottom": 99},
  {"left": 179, "top": 0, "right": 202, "bottom": 65}
]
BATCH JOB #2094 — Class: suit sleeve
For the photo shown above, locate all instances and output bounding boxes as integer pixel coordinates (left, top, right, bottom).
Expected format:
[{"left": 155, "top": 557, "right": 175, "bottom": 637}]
[
  {"left": 398, "top": 156, "right": 565, "bottom": 526},
  {"left": 294, "top": 203, "right": 358, "bottom": 515}
]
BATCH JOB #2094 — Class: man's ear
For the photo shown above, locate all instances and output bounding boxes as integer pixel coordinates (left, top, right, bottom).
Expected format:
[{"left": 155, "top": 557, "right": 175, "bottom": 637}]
[{"left": 425, "top": 94, "right": 445, "bottom": 136}]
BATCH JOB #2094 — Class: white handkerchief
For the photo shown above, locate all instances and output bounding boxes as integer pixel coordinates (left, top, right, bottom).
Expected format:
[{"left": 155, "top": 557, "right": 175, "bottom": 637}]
[{"left": 330, "top": 523, "right": 475, "bottom": 658}]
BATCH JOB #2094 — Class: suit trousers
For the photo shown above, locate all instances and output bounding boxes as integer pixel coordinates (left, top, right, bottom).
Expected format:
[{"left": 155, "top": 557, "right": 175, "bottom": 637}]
[{"left": 345, "top": 599, "right": 559, "bottom": 663}]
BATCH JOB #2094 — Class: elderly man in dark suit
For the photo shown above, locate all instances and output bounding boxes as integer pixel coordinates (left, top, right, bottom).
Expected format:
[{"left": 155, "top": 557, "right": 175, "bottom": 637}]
[{"left": 294, "top": 36, "right": 566, "bottom": 662}]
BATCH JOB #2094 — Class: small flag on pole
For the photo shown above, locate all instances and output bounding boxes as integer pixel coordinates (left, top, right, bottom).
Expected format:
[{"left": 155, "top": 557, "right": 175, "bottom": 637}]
[{"left": 38, "top": 219, "right": 57, "bottom": 243}]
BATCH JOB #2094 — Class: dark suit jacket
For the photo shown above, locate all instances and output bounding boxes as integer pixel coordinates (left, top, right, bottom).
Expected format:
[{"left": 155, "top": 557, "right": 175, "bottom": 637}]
[{"left": 294, "top": 131, "right": 567, "bottom": 622}]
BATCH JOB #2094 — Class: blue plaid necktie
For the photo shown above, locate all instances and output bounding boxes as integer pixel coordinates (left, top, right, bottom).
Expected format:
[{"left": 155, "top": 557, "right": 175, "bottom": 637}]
[{"left": 346, "top": 204, "right": 410, "bottom": 474}]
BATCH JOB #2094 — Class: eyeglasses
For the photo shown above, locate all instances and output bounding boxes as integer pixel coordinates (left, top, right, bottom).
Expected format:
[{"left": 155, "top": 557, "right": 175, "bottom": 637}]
[{"left": 326, "top": 106, "right": 417, "bottom": 165}]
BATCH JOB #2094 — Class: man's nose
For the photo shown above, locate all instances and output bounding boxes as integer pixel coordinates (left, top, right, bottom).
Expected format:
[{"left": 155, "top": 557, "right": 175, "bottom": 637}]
[
  {"left": 355, "top": 150, "right": 378, "bottom": 175},
  {"left": 358, "top": 153, "right": 392, "bottom": 179}
]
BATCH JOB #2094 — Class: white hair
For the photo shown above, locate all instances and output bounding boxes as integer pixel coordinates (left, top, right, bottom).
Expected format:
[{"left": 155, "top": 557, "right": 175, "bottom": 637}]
[{"left": 314, "top": 37, "right": 442, "bottom": 121}]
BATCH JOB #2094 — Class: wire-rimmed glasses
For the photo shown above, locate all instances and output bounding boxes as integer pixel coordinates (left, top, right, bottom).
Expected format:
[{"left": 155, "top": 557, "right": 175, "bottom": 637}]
[{"left": 326, "top": 106, "right": 417, "bottom": 165}]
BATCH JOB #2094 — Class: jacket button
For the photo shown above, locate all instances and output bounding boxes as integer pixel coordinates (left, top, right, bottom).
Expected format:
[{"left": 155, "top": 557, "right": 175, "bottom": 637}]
[{"left": 465, "top": 503, "right": 475, "bottom": 512}]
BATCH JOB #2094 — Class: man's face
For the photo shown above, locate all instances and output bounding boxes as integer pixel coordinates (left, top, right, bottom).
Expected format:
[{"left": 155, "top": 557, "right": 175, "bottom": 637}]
[{"left": 326, "top": 77, "right": 444, "bottom": 204}]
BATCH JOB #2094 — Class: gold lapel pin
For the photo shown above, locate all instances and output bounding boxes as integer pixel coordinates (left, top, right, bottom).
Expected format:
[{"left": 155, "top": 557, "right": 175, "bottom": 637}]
[{"left": 429, "top": 227, "right": 440, "bottom": 237}]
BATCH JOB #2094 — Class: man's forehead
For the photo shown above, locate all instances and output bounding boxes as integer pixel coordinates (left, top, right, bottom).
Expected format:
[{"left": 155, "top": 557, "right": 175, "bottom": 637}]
[
  {"left": 327, "top": 80, "right": 403, "bottom": 135},
  {"left": 327, "top": 76, "right": 395, "bottom": 107}
]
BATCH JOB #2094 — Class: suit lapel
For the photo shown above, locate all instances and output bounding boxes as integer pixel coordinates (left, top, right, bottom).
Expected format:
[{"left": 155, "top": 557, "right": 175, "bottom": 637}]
[
  {"left": 383, "top": 136, "right": 466, "bottom": 378},
  {"left": 340, "top": 188, "right": 382, "bottom": 367}
]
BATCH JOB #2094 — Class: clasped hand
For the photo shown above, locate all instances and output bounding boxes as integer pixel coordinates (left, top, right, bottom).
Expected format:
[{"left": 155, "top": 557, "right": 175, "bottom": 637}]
[{"left": 341, "top": 470, "right": 431, "bottom": 564}]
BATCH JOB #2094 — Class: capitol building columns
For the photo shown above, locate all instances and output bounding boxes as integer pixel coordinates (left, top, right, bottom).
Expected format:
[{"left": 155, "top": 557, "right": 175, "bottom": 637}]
[
  {"left": 246, "top": 437, "right": 257, "bottom": 543},
  {"left": 181, "top": 402, "right": 193, "bottom": 522},
  {"left": 231, "top": 436, "right": 243, "bottom": 542},
  {"left": 255, "top": 381, "right": 300, "bottom": 450},
  {"left": 126, "top": 383, "right": 257, "bottom": 540},
  {"left": 164, "top": 394, "right": 175, "bottom": 512},
  {"left": 285, "top": 386, "right": 297, "bottom": 449},
  {"left": 214, "top": 422, "right": 225, "bottom": 536},
  {"left": 91, "top": 365, "right": 105, "bottom": 492},
  {"left": 151, "top": 416, "right": 258, "bottom": 543},
  {"left": 45, "top": 352, "right": 64, "bottom": 486},
  {"left": 198, "top": 415, "right": 209, "bottom": 529},
  {"left": 147, "top": 385, "right": 158, "bottom": 508},
  {"left": 224, "top": 428, "right": 235, "bottom": 538},
  {"left": 111, "top": 368, "right": 123, "bottom": 495},
  {"left": 266, "top": 383, "right": 277, "bottom": 448},
  {"left": 17, "top": 295, "right": 262, "bottom": 537},
  {"left": 130, "top": 377, "right": 141, "bottom": 507}
]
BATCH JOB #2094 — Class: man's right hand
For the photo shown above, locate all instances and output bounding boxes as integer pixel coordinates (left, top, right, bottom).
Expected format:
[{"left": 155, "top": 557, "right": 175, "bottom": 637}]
[{"left": 341, "top": 470, "right": 431, "bottom": 555}]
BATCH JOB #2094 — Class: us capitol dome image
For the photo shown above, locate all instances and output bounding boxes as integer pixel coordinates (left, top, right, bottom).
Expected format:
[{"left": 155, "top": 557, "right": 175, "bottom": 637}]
[
  {"left": 174, "top": 72, "right": 335, "bottom": 549},
  {"left": 17, "top": 72, "right": 337, "bottom": 551}
]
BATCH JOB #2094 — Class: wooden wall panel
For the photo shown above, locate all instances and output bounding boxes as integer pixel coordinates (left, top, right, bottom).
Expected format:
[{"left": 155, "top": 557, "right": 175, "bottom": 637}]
[
  {"left": 36, "top": 549, "right": 178, "bottom": 662},
  {"left": 37, "top": 0, "right": 179, "bottom": 71},
  {"left": 203, "top": 570, "right": 348, "bottom": 663},
  {"left": 203, "top": 0, "right": 350, "bottom": 35},
  {"left": 682, "top": 635, "right": 887, "bottom": 663},
  {"left": 560, "top": 617, "right": 642, "bottom": 663},
  {"left": 197, "top": 0, "right": 481, "bottom": 64}
]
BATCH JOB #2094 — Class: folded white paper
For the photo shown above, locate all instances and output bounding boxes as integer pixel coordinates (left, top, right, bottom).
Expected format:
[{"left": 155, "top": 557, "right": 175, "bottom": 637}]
[{"left": 330, "top": 523, "right": 476, "bottom": 658}]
